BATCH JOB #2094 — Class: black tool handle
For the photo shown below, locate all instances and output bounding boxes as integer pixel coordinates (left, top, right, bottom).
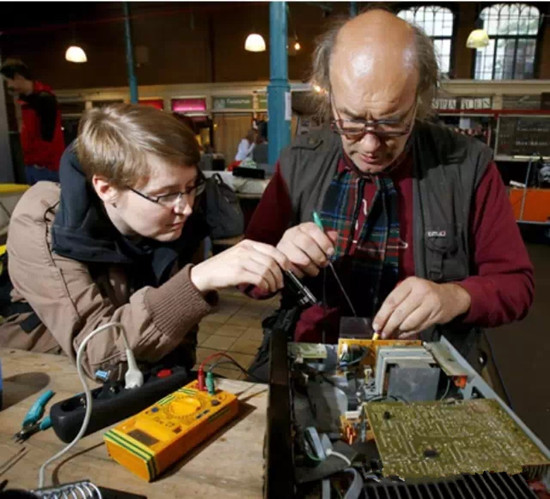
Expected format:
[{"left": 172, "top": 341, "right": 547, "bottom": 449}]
[
  {"left": 284, "top": 270, "right": 318, "bottom": 307},
  {"left": 49, "top": 367, "right": 191, "bottom": 443}
]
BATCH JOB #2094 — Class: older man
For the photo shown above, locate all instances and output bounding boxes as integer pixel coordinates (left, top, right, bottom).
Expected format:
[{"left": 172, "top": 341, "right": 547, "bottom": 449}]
[{"left": 245, "top": 9, "right": 533, "bottom": 386}]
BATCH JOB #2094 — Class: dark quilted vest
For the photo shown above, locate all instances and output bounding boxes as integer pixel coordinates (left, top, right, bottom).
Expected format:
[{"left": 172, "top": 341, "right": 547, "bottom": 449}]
[{"left": 278, "top": 121, "right": 493, "bottom": 357}]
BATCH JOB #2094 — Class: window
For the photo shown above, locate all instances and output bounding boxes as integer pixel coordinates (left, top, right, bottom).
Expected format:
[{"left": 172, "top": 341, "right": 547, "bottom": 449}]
[
  {"left": 398, "top": 6, "right": 454, "bottom": 75},
  {"left": 474, "top": 3, "right": 540, "bottom": 80}
]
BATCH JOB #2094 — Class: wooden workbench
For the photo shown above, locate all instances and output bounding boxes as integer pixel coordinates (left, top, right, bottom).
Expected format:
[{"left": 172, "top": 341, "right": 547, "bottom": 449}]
[{"left": 0, "top": 348, "right": 267, "bottom": 498}]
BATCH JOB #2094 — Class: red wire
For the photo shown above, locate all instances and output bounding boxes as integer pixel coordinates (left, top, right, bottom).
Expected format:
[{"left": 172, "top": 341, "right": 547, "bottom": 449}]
[
  {"left": 197, "top": 352, "right": 241, "bottom": 391},
  {"left": 199, "top": 352, "right": 240, "bottom": 372}
]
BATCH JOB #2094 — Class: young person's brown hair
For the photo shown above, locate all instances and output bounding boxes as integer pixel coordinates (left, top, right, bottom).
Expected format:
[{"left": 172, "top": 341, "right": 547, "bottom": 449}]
[{"left": 77, "top": 103, "right": 201, "bottom": 188}]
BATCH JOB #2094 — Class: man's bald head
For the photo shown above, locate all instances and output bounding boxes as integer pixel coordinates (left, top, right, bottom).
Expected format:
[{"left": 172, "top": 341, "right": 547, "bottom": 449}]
[
  {"left": 330, "top": 10, "right": 419, "bottom": 117},
  {"left": 331, "top": 10, "right": 416, "bottom": 86},
  {"left": 311, "top": 7, "right": 438, "bottom": 121}
]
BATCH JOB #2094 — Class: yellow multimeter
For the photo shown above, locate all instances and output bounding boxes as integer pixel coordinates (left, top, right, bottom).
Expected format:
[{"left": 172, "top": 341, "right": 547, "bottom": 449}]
[{"left": 104, "top": 380, "right": 239, "bottom": 481}]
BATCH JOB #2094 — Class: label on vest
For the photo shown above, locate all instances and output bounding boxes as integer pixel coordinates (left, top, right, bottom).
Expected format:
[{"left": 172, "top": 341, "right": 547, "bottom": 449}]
[{"left": 426, "top": 230, "right": 447, "bottom": 238}]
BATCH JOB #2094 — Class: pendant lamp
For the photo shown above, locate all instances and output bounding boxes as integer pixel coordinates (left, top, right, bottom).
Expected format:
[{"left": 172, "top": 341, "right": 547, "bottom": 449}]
[
  {"left": 65, "top": 45, "right": 87, "bottom": 63},
  {"left": 245, "top": 33, "right": 266, "bottom": 52}
]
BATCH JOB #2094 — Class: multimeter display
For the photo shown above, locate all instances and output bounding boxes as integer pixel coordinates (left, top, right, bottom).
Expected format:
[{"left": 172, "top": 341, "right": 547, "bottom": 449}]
[
  {"left": 127, "top": 429, "right": 159, "bottom": 447},
  {"left": 104, "top": 380, "right": 239, "bottom": 481}
]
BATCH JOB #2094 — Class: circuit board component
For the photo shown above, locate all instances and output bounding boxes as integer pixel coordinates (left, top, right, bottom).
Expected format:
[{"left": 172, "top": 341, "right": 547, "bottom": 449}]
[
  {"left": 365, "top": 399, "right": 549, "bottom": 481},
  {"left": 337, "top": 339, "right": 422, "bottom": 368}
]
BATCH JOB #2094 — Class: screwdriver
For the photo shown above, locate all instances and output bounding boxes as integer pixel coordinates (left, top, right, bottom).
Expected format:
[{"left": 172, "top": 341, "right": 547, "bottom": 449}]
[{"left": 312, "top": 211, "right": 357, "bottom": 317}]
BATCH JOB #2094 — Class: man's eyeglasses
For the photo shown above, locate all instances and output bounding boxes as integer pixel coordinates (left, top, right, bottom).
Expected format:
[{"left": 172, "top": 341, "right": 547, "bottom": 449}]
[
  {"left": 330, "top": 97, "right": 417, "bottom": 141},
  {"left": 128, "top": 174, "right": 206, "bottom": 208}
]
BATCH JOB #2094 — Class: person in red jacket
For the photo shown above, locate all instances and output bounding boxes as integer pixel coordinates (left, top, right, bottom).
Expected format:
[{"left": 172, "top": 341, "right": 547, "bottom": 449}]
[{"left": 1, "top": 59, "right": 65, "bottom": 184}]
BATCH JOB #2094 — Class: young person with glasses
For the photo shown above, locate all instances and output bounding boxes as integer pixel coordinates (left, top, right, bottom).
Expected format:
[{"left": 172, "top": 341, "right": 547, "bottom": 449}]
[
  {"left": 2, "top": 104, "right": 290, "bottom": 379},
  {"left": 244, "top": 8, "right": 533, "bottom": 393}
]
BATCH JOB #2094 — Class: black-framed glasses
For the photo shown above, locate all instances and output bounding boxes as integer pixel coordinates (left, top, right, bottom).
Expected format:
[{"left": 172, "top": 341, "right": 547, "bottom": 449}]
[
  {"left": 127, "top": 174, "right": 206, "bottom": 208},
  {"left": 330, "top": 97, "right": 417, "bottom": 141}
]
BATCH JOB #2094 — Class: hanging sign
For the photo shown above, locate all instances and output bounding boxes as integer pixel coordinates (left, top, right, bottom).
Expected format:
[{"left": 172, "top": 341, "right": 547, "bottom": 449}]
[
  {"left": 171, "top": 98, "right": 207, "bottom": 113},
  {"left": 460, "top": 97, "right": 492, "bottom": 110},
  {"left": 139, "top": 99, "right": 164, "bottom": 110},
  {"left": 285, "top": 92, "right": 292, "bottom": 121},
  {"left": 433, "top": 96, "right": 492, "bottom": 111},
  {"left": 212, "top": 95, "right": 253, "bottom": 110},
  {"left": 433, "top": 97, "right": 458, "bottom": 110},
  {"left": 257, "top": 93, "right": 268, "bottom": 110}
]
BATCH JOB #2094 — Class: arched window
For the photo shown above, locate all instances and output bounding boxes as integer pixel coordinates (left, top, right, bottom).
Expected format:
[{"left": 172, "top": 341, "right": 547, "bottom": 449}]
[
  {"left": 398, "top": 6, "right": 454, "bottom": 75},
  {"left": 474, "top": 3, "right": 541, "bottom": 80}
]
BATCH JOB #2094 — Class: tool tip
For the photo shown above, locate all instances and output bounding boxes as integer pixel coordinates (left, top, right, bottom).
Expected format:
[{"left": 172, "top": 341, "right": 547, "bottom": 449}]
[{"left": 372, "top": 332, "right": 380, "bottom": 341}]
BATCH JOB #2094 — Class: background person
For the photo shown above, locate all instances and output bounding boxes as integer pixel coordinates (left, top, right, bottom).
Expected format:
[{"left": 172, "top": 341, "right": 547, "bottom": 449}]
[
  {"left": 0, "top": 58, "right": 65, "bottom": 184},
  {"left": 234, "top": 129, "right": 256, "bottom": 162}
]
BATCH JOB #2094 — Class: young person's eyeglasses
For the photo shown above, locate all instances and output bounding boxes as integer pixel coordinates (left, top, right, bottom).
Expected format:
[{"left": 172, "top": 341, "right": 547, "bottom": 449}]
[
  {"left": 127, "top": 174, "right": 206, "bottom": 208},
  {"left": 330, "top": 96, "right": 417, "bottom": 141}
]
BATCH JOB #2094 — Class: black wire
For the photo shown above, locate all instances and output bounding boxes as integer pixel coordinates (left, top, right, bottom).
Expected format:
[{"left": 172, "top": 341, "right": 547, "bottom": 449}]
[
  {"left": 365, "top": 394, "right": 408, "bottom": 403},
  {"left": 208, "top": 357, "right": 264, "bottom": 382}
]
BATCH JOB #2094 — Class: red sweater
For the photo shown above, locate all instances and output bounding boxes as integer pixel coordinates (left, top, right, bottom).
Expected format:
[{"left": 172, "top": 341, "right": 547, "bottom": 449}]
[{"left": 245, "top": 153, "right": 534, "bottom": 339}]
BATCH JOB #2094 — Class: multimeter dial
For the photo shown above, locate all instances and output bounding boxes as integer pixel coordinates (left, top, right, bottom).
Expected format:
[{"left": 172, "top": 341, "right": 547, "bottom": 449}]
[{"left": 168, "top": 397, "right": 203, "bottom": 417}]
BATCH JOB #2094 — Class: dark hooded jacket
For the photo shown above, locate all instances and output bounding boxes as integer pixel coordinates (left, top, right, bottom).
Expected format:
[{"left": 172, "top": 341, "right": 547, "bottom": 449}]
[{"left": 1, "top": 145, "right": 213, "bottom": 379}]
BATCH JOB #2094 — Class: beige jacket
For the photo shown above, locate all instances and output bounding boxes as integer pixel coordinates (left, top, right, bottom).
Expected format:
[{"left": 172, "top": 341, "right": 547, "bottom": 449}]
[{"left": 0, "top": 182, "right": 213, "bottom": 379}]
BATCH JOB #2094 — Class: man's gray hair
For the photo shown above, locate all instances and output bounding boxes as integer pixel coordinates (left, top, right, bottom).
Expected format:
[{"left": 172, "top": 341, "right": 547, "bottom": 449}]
[{"left": 310, "top": 8, "right": 440, "bottom": 121}]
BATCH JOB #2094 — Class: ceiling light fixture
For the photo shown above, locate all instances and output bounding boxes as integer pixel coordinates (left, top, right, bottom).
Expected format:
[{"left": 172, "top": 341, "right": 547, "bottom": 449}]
[
  {"left": 65, "top": 45, "right": 87, "bottom": 63},
  {"left": 466, "top": 29, "right": 490, "bottom": 49},
  {"left": 245, "top": 33, "right": 266, "bottom": 52}
]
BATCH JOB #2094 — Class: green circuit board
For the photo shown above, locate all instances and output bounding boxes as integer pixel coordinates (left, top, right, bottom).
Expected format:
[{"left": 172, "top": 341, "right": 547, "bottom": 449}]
[{"left": 365, "top": 399, "right": 549, "bottom": 481}]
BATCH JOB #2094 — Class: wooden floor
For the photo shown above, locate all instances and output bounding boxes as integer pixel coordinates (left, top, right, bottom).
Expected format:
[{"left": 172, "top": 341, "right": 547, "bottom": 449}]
[
  {"left": 194, "top": 289, "right": 278, "bottom": 380},
  {"left": 200, "top": 235, "right": 550, "bottom": 448}
]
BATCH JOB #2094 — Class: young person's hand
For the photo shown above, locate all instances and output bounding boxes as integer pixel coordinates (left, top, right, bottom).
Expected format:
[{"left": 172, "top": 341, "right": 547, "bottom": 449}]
[
  {"left": 276, "top": 222, "right": 337, "bottom": 278},
  {"left": 190, "top": 239, "right": 291, "bottom": 293}
]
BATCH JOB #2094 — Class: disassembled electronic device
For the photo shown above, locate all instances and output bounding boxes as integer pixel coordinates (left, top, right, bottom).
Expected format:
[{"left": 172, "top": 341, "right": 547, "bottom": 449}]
[
  {"left": 265, "top": 329, "right": 550, "bottom": 498},
  {"left": 104, "top": 379, "right": 239, "bottom": 481}
]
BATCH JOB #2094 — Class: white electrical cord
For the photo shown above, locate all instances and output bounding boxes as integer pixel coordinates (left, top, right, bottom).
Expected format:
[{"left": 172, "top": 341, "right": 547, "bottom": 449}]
[{"left": 38, "top": 321, "right": 142, "bottom": 488}]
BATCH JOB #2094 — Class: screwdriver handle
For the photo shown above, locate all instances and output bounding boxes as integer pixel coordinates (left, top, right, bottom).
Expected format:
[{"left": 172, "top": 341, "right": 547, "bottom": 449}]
[{"left": 313, "top": 211, "right": 332, "bottom": 261}]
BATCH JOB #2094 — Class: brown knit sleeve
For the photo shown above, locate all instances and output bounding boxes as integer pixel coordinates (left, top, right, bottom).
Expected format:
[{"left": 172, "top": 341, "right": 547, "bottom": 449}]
[{"left": 144, "top": 264, "right": 213, "bottom": 336}]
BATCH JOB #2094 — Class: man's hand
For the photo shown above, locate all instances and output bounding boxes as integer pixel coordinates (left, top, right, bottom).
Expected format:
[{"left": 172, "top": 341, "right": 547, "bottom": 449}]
[
  {"left": 372, "top": 277, "right": 472, "bottom": 339},
  {"left": 190, "top": 239, "right": 291, "bottom": 293},
  {"left": 276, "top": 222, "right": 336, "bottom": 277}
]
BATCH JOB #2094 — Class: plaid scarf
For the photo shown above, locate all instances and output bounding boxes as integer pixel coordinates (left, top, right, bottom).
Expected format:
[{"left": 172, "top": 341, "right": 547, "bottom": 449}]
[{"left": 316, "top": 170, "right": 401, "bottom": 318}]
